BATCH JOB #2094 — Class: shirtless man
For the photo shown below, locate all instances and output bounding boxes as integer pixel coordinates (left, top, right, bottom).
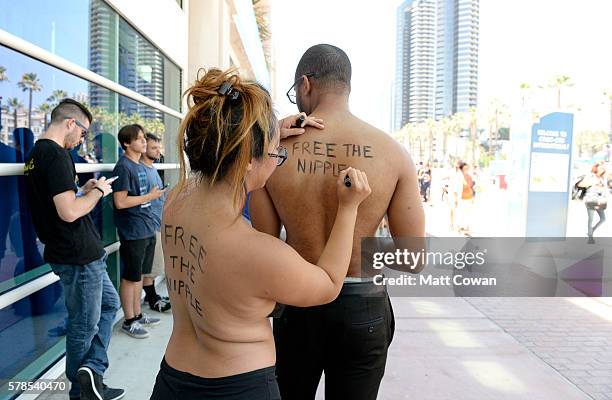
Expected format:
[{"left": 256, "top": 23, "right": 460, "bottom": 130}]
[{"left": 250, "top": 44, "right": 425, "bottom": 400}]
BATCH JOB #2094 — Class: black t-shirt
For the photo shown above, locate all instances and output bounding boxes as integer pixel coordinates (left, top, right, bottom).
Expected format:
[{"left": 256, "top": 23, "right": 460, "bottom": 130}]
[{"left": 24, "top": 139, "right": 105, "bottom": 265}]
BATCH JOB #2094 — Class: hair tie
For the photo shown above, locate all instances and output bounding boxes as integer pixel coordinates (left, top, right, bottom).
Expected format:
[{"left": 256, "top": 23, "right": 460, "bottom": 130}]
[{"left": 218, "top": 81, "right": 240, "bottom": 100}]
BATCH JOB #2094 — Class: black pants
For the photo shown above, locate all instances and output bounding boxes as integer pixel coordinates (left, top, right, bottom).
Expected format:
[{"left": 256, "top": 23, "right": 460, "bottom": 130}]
[
  {"left": 274, "top": 283, "right": 395, "bottom": 400},
  {"left": 150, "top": 358, "right": 281, "bottom": 400}
]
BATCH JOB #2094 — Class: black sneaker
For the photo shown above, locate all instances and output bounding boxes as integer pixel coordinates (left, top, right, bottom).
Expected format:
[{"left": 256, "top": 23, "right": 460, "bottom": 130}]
[
  {"left": 77, "top": 367, "right": 103, "bottom": 400},
  {"left": 149, "top": 298, "right": 171, "bottom": 312},
  {"left": 101, "top": 384, "right": 125, "bottom": 400},
  {"left": 71, "top": 384, "right": 125, "bottom": 400}
]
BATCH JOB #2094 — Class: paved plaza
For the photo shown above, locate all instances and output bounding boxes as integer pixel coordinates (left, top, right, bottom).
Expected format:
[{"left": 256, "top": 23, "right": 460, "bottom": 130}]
[
  {"left": 36, "top": 181, "right": 612, "bottom": 400},
  {"left": 36, "top": 293, "right": 612, "bottom": 400}
]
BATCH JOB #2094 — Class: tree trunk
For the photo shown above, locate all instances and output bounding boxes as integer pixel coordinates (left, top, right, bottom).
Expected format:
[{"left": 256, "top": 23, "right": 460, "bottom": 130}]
[
  {"left": 428, "top": 128, "right": 434, "bottom": 162},
  {"left": 609, "top": 102, "right": 612, "bottom": 139},
  {"left": 28, "top": 89, "right": 33, "bottom": 128},
  {"left": 13, "top": 109, "right": 18, "bottom": 131},
  {"left": 488, "top": 125, "right": 493, "bottom": 158},
  {"left": 471, "top": 121, "right": 477, "bottom": 165},
  {"left": 418, "top": 137, "right": 423, "bottom": 162},
  {"left": 494, "top": 111, "right": 499, "bottom": 157},
  {"left": 557, "top": 86, "right": 561, "bottom": 109},
  {"left": 443, "top": 131, "right": 449, "bottom": 156}
]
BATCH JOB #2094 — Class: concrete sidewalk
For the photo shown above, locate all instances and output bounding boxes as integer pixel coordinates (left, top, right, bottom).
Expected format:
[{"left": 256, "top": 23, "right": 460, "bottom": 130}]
[
  {"left": 38, "top": 295, "right": 608, "bottom": 400},
  {"left": 376, "top": 297, "right": 591, "bottom": 400}
]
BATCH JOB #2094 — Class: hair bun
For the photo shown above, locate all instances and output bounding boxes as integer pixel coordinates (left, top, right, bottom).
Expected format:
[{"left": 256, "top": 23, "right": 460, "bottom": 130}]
[{"left": 189, "top": 68, "right": 242, "bottom": 105}]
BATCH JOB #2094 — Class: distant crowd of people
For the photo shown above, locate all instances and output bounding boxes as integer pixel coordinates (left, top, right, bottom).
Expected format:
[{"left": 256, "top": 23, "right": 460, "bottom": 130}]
[{"left": 418, "top": 159, "right": 477, "bottom": 236}]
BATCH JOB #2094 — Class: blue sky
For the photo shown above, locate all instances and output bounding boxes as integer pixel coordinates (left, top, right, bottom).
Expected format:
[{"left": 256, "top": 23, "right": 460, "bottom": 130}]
[{"left": 0, "top": 0, "right": 89, "bottom": 106}]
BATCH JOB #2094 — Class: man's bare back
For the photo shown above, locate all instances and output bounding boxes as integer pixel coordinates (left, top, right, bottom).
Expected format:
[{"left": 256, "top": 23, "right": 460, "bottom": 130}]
[{"left": 263, "top": 110, "right": 423, "bottom": 277}]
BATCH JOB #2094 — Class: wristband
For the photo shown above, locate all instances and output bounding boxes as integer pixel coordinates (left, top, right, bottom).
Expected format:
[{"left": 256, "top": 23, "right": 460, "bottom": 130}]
[{"left": 94, "top": 187, "right": 105, "bottom": 196}]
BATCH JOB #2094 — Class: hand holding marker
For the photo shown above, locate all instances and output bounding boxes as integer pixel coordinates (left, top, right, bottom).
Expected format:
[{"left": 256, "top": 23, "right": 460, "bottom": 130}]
[
  {"left": 291, "top": 115, "right": 306, "bottom": 129},
  {"left": 344, "top": 175, "right": 352, "bottom": 187}
]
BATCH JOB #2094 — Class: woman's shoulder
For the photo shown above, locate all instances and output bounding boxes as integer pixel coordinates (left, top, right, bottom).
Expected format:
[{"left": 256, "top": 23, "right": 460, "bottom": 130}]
[{"left": 212, "top": 224, "right": 284, "bottom": 257}]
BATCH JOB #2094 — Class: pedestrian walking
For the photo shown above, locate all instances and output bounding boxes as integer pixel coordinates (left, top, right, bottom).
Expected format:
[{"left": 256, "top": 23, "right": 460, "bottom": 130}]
[{"left": 579, "top": 162, "right": 608, "bottom": 243}]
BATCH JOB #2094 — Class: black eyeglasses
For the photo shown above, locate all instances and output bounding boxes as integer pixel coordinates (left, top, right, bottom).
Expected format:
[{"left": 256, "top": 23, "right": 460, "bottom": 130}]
[
  {"left": 65, "top": 117, "right": 89, "bottom": 137},
  {"left": 286, "top": 73, "right": 315, "bottom": 104},
  {"left": 268, "top": 146, "right": 288, "bottom": 166}
]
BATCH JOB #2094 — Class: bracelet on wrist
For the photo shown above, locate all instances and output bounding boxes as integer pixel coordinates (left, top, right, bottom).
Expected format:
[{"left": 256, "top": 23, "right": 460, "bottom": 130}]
[{"left": 94, "top": 187, "right": 105, "bottom": 196}]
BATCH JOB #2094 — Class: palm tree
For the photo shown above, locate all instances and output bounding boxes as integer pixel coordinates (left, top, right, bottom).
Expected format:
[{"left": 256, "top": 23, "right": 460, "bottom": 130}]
[
  {"left": 408, "top": 122, "right": 426, "bottom": 162},
  {"left": 8, "top": 97, "right": 23, "bottom": 131},
  {"left": 404, "top": 123, "right": 418, "bottom": 155},
  {"left": 437, "top": 117, "right": 450, "bottom": 158},
  {"left": 445, "top": 114, "right": 464, "bottom": 158},
  {"left": 519, "top": 82, "right": 530, "bottom": 108},
  {"left": 424, "top": 118, "right": 438, "bottom": 163},
  {"left": 0, "top": 66, "right": 8, "bottom": 139},
  {"left": 253, "top": 0, "right": 272, "bottom": 71},
  {"left": 604, "top": 90, "right": 612, "bottom": 138},
  {"left": 575, "top": 130, "right": 608, "bottom": 158},
  {"left": 0, "top": 66, "right": 8, "bottom": 83},
  {"left": 467, "top": 107, "right": 479, "bottom": 165},
  {"left": 36, "top": 103, "right": 52, "bottom": 130},
  {"left": 17, "top": 73, "right": 42, "bottom": 128},
  {"left": 46, "top": 89, "right": 68, "bottom": 107},
  {"left": 550, "top": 75, "right": 572, "bottom": 109},
  {"left": 486, "top": 100, "right": 509, "bottom": 158}
]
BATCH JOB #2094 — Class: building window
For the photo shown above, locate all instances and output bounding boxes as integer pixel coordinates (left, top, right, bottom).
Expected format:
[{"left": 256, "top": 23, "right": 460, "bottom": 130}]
[
  {"left": 0, "top": 44, "right": 180, "bottom": 286},
  {"left": 0, "top": 42, "right": 181, "bottom": 394},
  {"left": 0, "top": 0, "right": 182, "bottom": 112}
]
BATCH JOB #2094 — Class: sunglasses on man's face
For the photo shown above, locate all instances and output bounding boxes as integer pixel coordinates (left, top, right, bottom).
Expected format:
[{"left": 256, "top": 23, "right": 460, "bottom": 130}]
[{"left": 65, "top": 117, "right": 89, "bottom": 137}]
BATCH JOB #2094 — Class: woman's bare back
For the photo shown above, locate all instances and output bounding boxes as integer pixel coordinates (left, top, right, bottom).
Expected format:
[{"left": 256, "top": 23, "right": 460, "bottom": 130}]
[{"left": 162, "top": 185, "right": 277, "bottom": 377}]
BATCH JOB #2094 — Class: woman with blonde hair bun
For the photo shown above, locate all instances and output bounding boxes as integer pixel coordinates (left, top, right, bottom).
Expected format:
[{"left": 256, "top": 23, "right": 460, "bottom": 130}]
[{"left": 150, "top": 68, "right": 371, "bottom": 399}]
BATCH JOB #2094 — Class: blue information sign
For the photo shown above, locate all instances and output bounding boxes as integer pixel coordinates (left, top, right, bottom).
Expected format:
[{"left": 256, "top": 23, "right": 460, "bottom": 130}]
[{"left": 526, "top": 112, "right": 574, "bottom": 237}]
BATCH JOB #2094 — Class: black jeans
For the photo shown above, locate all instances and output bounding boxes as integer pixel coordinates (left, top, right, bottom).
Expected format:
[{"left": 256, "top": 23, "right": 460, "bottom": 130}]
[{"left": 274, "top": 283, "right": 395, "bottom": 400}]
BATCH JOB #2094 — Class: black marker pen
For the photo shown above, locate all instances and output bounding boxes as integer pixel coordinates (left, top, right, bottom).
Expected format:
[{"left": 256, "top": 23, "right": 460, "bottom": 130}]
[
  {"left": 291, "top": 115, "right": 306, "bottom": 129},
  {"left": 344, "top": 175, "right": 352, "bottom": 187}
]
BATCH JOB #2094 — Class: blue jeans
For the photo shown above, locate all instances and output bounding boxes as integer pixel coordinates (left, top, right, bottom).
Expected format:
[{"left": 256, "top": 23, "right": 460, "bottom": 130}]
[
  {"left": 586, "top": 205, "right": 606, "bottom": 237},
  {"left": 50, "top": 255, "right": 120, "bottom": 398}
]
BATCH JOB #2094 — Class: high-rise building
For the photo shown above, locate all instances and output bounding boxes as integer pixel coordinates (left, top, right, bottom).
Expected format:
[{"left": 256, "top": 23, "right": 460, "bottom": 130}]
[
  {"left": 88, "top": 0, "right": 117, "bottom": 112},
  {"left": 435, "top": 0, "right": 479, "bottom": 118},
  {"left": 116, "top": 21, "right": 165, "bottom": 121},
  {"left": 394, "top": 0, "right": 479, "bottom": 130},
  {"left": 394, "top": 0, "right": 437, "bottom": 130}
]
